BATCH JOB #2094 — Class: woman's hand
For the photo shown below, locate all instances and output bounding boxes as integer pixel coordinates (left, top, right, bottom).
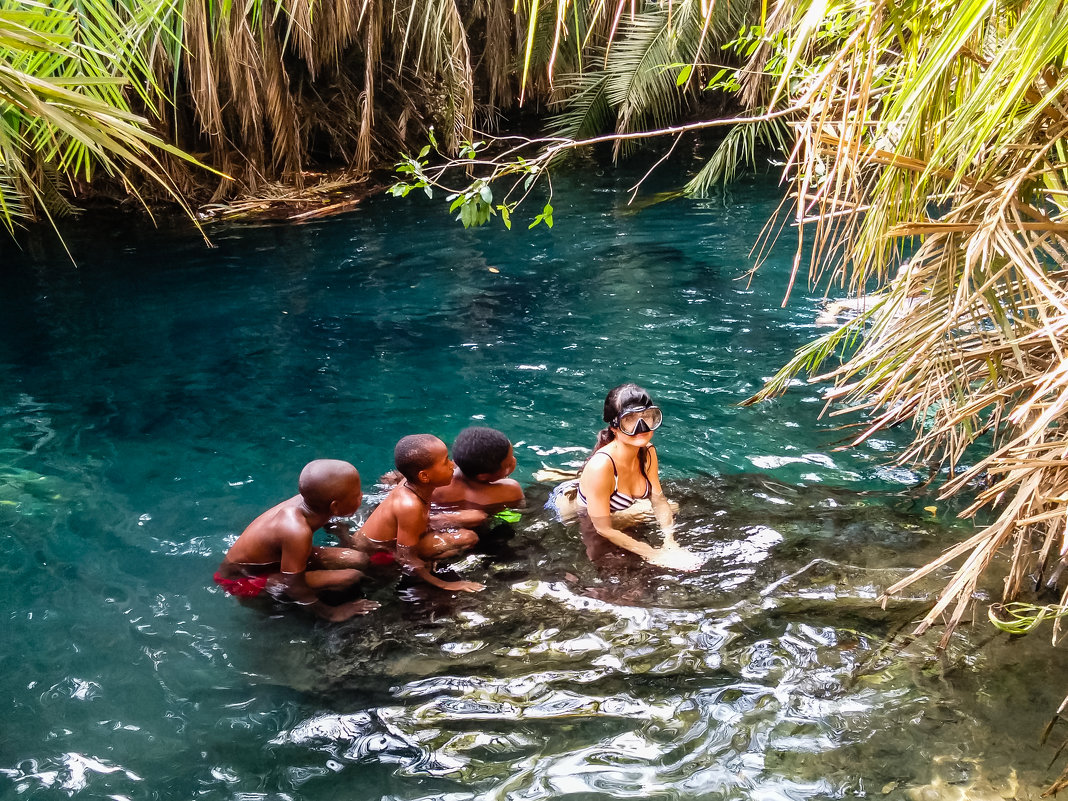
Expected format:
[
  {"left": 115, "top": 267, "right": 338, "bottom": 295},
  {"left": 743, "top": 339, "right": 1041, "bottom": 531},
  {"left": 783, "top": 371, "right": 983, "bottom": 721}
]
[{"left": 649, "top": 544, "right": 704, "bottom": 572}]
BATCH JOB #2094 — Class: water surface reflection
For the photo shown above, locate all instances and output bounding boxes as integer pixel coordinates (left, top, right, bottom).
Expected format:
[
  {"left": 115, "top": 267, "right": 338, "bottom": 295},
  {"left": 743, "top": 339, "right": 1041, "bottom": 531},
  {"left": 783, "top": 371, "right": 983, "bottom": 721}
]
[{"left": 1, "top": 170, "right": 1062, "bottom": 800}]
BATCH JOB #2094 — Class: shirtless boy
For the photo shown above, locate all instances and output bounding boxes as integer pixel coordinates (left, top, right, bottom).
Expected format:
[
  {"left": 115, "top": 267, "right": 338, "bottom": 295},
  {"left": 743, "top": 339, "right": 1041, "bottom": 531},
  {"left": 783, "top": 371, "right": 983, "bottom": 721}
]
[
  {"left": 215, "top": 459, "right": 380, "bottom": 622},
  {"left": 359, "top": 434, "right": 484, "bottom": 593},
  {"left": 432, "top": 427, "right": 524, "bottom": 508}
]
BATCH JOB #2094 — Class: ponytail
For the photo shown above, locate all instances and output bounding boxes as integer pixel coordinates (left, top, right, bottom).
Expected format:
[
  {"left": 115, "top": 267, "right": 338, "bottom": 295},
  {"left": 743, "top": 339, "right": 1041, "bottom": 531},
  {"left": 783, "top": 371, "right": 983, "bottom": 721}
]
[
  {"left": 583, "top": 427, "right": 616, "bottom": 469},
  {"left": 594, "top": 427, "right": 615, "bottom": 451}
]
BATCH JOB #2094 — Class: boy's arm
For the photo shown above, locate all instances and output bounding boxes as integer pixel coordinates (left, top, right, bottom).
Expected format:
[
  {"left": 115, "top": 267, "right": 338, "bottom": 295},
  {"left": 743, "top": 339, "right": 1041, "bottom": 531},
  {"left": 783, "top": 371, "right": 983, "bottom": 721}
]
[
  {"left": 395, "top": 502, "right": 484, "bottom": 593},
  {"left": 278, "top": 528, "right": 371, "bottom": 619},
  {"left": 493, "top": 478, "right": 525, "bottom": 505},
  {"left": 429, "top": 508, "right": 488, "bottom": 528},
  {"left": 471, "top": 479, "right": 525, "bottom": 508},
  {"left": 277, "top": 528, "right": 318, "bottom": 603}
]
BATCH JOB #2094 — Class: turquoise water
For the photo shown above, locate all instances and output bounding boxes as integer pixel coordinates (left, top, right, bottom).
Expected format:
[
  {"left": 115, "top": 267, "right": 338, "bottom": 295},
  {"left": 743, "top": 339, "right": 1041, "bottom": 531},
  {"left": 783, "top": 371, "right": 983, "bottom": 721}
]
[{"left": 1, "top": 165, "right": 1064, "bottom": 799}]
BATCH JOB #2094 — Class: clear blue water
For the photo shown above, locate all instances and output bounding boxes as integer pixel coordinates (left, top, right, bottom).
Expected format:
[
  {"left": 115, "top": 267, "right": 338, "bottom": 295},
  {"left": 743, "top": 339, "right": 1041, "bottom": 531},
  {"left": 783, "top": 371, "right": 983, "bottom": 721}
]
[{"left": 1, "top": 165, "right": 1064, "bottom": 799}]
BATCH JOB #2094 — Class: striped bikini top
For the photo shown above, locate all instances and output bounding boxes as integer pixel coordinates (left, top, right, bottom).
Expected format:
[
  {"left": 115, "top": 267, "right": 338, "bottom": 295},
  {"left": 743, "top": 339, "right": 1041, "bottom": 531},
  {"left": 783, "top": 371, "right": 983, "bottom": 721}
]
[{"left": 576, "top": 450, "right": 652, "bottom": 512}]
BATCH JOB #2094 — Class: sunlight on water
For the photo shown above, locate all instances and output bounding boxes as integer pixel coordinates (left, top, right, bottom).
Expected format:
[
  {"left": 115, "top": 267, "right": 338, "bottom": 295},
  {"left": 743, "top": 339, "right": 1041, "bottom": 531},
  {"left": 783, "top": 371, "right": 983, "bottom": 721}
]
[{"left": 2, "top": 165, "right": 1066, "bottom": 799}]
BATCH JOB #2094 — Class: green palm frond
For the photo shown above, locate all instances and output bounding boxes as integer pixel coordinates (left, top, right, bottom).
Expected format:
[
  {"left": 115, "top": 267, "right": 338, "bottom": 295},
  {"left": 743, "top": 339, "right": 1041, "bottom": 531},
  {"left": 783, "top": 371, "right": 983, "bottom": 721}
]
[
  {"left": 683, "top": 114, "right": 791, "bottom": 195},
  {"left": 534, "top": 0, "right": 754, "bottom": 151},
  {"left": 546, "top": 69, "right": 612, "bottom": 140},
  {"left": 0, "top": 0, "right": 202, "bottom": 237},
  {"left": 602, "top": 1, "right": 696, "bottom": 150}
]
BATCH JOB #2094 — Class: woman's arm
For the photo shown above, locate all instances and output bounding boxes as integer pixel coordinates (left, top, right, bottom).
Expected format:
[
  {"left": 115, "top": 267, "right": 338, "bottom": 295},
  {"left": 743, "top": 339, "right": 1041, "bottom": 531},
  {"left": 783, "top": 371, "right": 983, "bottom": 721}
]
[
  {"left": 579, "top": 455, "right": 658, "bottom": 561},
  {"left": 639, "top": 447, "right": 703, "bottom": 571},
  {"left": 645, "top": 446, "right": 676, "bottom": 542}
]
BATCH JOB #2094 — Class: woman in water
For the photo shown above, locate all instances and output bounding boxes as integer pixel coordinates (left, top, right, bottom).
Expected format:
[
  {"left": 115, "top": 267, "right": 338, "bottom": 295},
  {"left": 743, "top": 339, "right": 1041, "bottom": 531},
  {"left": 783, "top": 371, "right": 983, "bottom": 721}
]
[{"left": 576, "top": 383, "right": 702, "bottom": 571}]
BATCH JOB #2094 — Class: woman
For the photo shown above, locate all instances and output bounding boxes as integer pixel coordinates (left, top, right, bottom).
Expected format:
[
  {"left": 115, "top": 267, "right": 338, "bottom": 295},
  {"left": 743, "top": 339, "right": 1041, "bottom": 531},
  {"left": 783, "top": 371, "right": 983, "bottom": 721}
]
[{"left": 576, "top": 383, "right": 702, "bottom": 571}]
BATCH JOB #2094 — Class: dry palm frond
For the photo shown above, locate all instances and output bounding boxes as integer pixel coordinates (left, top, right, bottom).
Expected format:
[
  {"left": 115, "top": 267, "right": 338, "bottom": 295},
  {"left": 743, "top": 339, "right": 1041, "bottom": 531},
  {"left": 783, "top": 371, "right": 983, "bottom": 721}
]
[
  {"left": 197, "top": 173, "right": 373, "bottom": 221},
  {"left": 479, "top": 0, "right": 516, "bottom": 112},
  {"left": 743, "top": 0, "right": 1068, "bottom": 644}
]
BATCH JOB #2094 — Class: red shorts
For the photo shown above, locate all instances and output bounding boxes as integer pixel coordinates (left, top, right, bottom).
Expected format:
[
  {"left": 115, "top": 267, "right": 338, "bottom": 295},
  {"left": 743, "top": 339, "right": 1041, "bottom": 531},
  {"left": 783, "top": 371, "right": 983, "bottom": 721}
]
[
  {"left": 214, "top": 572, "right": 270, "bottom": 597},
  {"left": 369, "top": 551, "right": 396, "bottom": 567}
]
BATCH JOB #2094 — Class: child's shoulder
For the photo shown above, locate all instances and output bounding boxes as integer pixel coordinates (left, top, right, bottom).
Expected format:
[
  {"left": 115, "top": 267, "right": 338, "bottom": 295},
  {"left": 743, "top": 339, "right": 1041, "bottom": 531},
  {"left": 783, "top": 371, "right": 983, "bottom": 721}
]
[
  {"left": 469, "top": 477, "right": 524, "bottom": 506},
  {"left": 388, "top": 482, "right": 432, "bottom": 517},
  {"left": 429, "top": 472, "right": 470, "bottom": 505}
]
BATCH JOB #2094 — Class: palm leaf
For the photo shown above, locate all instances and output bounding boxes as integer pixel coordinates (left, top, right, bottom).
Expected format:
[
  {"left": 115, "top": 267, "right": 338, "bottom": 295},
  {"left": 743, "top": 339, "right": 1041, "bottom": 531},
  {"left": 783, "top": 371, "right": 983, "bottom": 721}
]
[
  {"left": 0, "top": 0, "right": 204, "bottom": 236},
  {"left": 683, "top": 114, "right": 791, "bottom": 195},
  {"left": 546, "top": 69, "right": 612, "bottom": 140},
  {"left": 740, "top": 0, "right": 1068, "bottom": 647}
]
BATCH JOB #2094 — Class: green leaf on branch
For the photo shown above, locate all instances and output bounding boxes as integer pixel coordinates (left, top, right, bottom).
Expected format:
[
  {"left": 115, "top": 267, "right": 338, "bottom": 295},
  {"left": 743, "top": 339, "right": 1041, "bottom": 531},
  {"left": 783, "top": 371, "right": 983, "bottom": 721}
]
[
  {"left": 456, "top": 197, "right": 495, "bottom": 229},
  {"left": 528, "top": 202, "right": 554, "bottom": 229}
]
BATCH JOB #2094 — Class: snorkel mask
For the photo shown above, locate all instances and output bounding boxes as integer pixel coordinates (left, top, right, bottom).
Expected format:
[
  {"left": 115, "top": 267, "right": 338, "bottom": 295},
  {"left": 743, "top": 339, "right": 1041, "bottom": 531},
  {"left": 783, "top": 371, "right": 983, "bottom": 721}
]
[{"left": 613, "top": 405, "right": 663, "bottom": 435}]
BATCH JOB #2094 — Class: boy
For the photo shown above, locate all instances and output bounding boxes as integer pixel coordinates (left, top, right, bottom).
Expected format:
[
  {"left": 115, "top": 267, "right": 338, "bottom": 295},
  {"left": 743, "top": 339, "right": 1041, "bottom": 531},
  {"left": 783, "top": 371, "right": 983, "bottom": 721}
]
[
  {"left": 358, "top": 434, "right": 484, "bottom": 593},
  {"left": 432, "top": 426, "right": 525, "bottom": 509},
  {"left": 215, "top": 459, "right": 380, "bottom": 622}
]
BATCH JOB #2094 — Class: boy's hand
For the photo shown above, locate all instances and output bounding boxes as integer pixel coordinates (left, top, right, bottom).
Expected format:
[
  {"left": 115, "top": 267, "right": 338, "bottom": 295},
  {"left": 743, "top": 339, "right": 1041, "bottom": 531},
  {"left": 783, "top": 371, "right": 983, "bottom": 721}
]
[
  {"left": 442, "top": 580, "right": 485, "bottom": 593},
  {"left": 323, "top": 599, "right": 381, "bottom": 621}
]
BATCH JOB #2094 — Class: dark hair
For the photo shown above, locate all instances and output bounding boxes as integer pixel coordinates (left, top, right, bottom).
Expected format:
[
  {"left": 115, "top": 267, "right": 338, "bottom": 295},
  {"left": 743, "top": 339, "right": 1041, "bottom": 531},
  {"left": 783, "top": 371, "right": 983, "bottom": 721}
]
[
  {"left": 592, "top": 382, "right": 655, "bottom": 469},
  {"left": 602, "top": 383, "right": 654, "bottom": 425},
  {"left": 394, "top": 434, "right": 444, "bottom": 482},
  {"left": 452, "top": 427, "right": 511, "bottom": 477},
  {"left": 298, "top": 459, "right": 360, "bottom": 513}
]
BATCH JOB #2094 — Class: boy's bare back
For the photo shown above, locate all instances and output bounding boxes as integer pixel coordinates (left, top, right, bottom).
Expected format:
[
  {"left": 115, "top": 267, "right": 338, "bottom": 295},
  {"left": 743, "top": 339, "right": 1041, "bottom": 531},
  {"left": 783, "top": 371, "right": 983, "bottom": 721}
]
[
  {"left": 216, "top": 459, "right": 378, "bottom": 621},
  {"left": 360, "top": 481, "right": 430, "bottom": 549},
  {"left": 433, "top": 469, "right": 524, "bottom": 508},
  {"left": 225, "top": 497, "right": 318, "bottom": 572}
]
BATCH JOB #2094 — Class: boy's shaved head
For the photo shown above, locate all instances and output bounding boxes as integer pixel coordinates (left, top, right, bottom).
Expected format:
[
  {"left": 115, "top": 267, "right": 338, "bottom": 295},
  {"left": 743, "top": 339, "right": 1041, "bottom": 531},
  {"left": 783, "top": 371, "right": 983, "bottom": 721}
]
[
  {"left": 453, "top": 427, "right": 512, "bottom": 477},
  {"left": 394, "top": 434, "right": 445, "bottom": 481},
  {"left": 298, "top": 459, "right": 361, "bottom": 513}
]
